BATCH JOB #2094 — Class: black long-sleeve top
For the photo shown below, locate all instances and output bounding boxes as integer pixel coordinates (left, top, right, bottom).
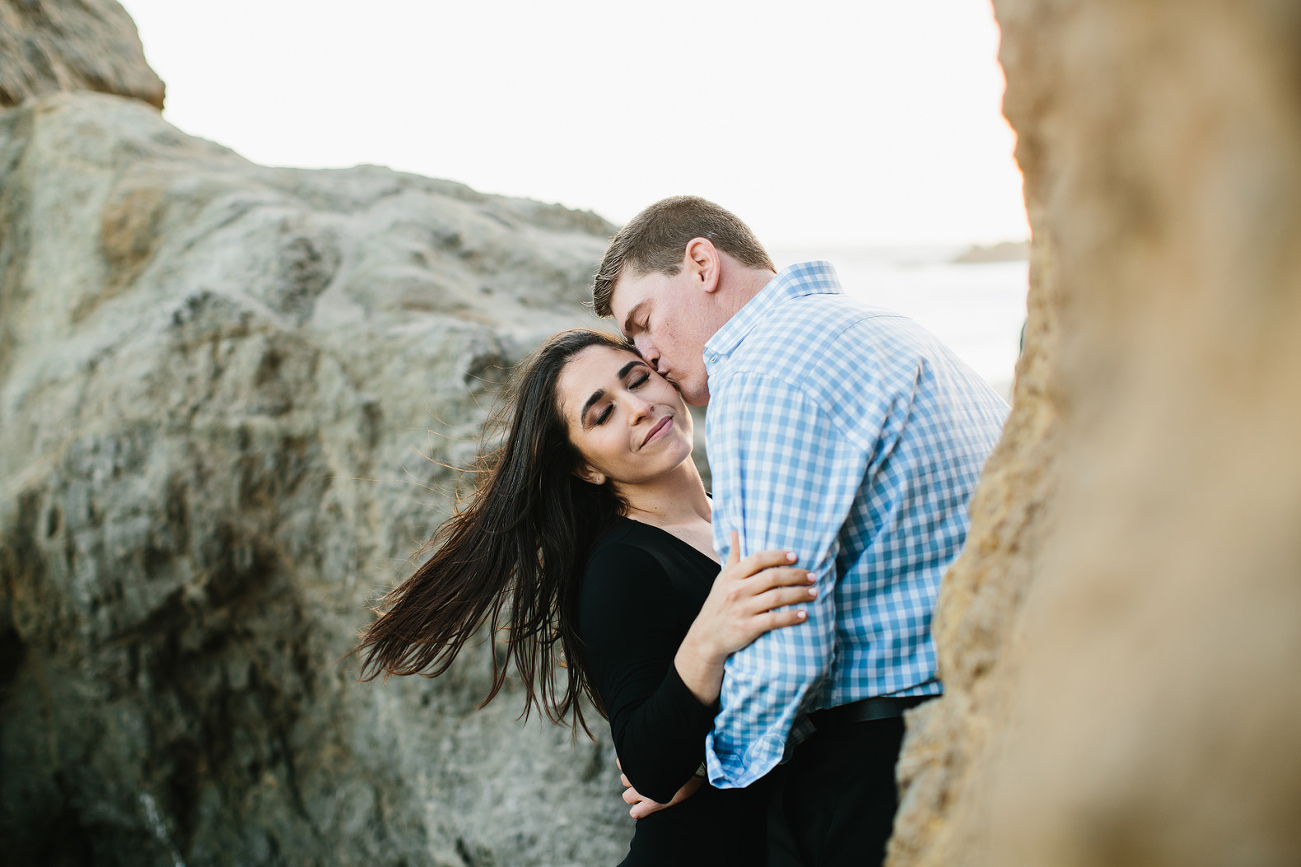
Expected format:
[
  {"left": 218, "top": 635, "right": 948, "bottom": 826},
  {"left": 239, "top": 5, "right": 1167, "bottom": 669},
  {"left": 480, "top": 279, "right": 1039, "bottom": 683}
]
[{"left": 578, "top": 518, "right": 771, "bottom": 866}]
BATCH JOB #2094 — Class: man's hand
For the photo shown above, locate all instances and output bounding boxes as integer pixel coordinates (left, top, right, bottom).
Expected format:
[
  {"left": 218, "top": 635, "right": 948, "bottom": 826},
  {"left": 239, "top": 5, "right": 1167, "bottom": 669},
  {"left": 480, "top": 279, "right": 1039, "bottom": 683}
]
[{"left": 616, "top": 759, "right": 705, "bottom": 819}]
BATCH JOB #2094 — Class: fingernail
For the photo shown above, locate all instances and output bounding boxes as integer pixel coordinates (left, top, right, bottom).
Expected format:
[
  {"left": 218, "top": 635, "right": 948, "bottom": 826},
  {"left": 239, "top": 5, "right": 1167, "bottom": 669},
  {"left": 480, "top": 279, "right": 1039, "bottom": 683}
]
[
  {"left": 786, "top": 552, "right": 797, "bottom": 562},
  {"left": 808, "top": 587, "right": 817, "bottom": 597},
  {"left": 797, "top": 610, "right": 808, "bottom": 620},
  {"left": 805, "top": 572, "right": 816, "bottom": 582}
]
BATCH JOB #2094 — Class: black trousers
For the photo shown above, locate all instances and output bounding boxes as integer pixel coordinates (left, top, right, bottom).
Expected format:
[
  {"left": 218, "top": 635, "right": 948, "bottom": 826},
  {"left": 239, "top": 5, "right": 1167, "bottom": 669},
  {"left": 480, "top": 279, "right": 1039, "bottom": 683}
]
[{"left": 766, "top": 715, "right": 907, "bottom": 867}]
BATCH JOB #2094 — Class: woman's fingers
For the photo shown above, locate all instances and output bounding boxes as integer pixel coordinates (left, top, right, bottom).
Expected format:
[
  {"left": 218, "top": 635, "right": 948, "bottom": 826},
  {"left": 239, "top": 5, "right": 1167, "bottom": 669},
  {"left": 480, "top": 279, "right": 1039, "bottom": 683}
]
[
  {"left": 766, "top": 607, "right": 808, "bottom": 628},
  {"left": 755, "top": 584, "right": 819, "bottom": 612},
  {"left": 739, "top": 579, "right": 817, "bottom": 640},
  {"left": 695, "top": 540, "right": 820, "bottom": 655},
  {"left": 630, "top": 799, "right": 661, "bottom": 820},
  {"left": 734, "top": 548, "right": 799, "bottom": 577},
  {"left": 735, "top": 599, "right": 809, "bottom": 645},
  {"left": 747, "top": 566, "right": 816, "bottom": 591},
  {"left": 718, "top": 533, "right": 812, "bottom": 583},
  {"left": 712, "top": 567, "right": 815, "bottom": 614},
  {"left": 723, "top": 568, "right": 815, "bottom": 608}
]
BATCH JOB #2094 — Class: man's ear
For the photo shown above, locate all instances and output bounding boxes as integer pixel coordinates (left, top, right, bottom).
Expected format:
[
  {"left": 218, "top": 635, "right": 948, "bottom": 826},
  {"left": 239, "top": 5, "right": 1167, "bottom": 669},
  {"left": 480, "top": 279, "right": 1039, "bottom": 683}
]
[
  {"left": 574, "top": 464, "right": 607, "bottom": 486},
  {"left": 684, "top": 237, "right": 721, "bottom": 294}
]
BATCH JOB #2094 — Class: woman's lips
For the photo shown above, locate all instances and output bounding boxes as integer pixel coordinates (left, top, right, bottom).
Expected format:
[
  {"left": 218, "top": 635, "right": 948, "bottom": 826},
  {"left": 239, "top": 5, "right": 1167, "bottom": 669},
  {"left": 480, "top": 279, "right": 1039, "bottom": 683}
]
[{"left": 642, "top": 416, "right": 672, "bottom": 447}]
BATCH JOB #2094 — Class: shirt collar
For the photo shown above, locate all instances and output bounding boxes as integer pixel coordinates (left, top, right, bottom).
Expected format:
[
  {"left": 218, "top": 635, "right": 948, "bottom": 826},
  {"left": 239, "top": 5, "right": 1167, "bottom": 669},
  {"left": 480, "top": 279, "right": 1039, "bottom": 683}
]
[{"left": 705, "top": 261, "right": 844, "bottom": 366}]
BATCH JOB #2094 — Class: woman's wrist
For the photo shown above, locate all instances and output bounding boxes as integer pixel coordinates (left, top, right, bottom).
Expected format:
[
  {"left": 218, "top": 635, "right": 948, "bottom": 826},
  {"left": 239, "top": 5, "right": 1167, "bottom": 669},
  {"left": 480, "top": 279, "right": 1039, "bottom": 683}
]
[
  {"left": 681, "top": 621, "right": 727, "bottom": 668},
  {"left": 673, "top": 634, "right": 725, "bottom": 707}
]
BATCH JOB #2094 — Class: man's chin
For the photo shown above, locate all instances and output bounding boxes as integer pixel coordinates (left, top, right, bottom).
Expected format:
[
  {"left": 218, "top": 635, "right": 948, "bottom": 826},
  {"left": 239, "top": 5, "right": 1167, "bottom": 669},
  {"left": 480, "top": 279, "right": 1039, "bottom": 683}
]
[
  {"left": 682, "top": 386, "right": 711, "bottom": 408},
  {"left": 666, "top": 375, "right": 709, "bottom": 407}
]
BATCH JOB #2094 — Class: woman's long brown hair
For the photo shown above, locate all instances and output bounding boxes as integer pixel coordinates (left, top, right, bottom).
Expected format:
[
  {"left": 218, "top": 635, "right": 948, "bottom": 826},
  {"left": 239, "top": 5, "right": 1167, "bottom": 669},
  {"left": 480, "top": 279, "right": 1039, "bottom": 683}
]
[{"left": 355, "top": 329, "right": 630, "bottom": 736}]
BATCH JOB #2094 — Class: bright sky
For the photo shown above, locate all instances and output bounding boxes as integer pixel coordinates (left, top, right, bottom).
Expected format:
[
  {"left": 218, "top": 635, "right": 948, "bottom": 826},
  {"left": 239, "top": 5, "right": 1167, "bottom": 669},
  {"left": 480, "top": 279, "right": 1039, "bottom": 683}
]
[{"left": 119, "top": 0, "right": 1028, "bottom": 248}]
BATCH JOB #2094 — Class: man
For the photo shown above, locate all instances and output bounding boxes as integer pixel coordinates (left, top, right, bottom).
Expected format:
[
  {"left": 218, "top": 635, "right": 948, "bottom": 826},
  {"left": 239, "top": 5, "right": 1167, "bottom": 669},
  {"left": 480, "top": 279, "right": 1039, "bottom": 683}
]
[{"left": 592, "top": 196, "right": 1008, "bottom": 866}]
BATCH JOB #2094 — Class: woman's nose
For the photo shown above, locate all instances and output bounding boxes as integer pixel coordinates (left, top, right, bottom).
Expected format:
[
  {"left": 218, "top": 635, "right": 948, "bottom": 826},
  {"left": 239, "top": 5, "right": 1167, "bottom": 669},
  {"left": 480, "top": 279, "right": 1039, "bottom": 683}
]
[{"left": 625, "top": 395, "right": 653, "bottom": 422}]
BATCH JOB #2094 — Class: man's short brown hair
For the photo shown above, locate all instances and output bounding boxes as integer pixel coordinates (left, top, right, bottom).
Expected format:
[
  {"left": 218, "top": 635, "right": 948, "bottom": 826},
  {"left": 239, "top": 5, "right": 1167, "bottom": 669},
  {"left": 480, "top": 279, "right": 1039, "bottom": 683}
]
[{"left": 591, "top": 196, "right": 775, "bottom": 318}]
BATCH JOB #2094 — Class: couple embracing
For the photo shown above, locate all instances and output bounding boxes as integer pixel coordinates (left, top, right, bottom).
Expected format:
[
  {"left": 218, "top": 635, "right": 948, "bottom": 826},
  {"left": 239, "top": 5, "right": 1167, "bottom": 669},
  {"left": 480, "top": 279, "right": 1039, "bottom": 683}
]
[{"left": 357, "top": 197, "right": 1008, "bottom": 866}]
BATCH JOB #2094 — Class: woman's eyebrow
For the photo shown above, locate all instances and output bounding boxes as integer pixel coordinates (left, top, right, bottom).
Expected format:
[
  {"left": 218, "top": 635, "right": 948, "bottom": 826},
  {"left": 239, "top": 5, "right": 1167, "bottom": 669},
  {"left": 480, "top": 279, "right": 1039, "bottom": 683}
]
[
  {"left": 580, "top": 389, "right": 606, "bottom": 426},
  {"left": 579, "top": 361, "right": 645, "bottom": 426}
]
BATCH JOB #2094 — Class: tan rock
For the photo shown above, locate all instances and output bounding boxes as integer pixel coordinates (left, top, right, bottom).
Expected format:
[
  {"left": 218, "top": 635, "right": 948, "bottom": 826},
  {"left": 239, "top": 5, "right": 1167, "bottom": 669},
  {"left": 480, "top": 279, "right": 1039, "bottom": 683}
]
[
  {"left": 0, "top": 0, "right": 164, "bottom": 110},
  {"left": 892, "top": 2, "right": 1301, "bottom": 865}
]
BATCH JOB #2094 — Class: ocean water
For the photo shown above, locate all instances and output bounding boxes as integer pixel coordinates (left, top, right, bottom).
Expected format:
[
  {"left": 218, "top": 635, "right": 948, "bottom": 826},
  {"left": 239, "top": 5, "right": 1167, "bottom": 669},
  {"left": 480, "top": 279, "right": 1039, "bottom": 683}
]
[{"left": 771, "top": 246, "right": 1030, "bottom": 395}]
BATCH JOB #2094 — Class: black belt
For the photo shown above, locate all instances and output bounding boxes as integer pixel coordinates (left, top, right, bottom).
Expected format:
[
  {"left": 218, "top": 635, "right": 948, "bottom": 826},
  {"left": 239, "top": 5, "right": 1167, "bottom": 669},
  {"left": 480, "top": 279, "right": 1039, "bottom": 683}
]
[{"left": 809, "top": 694, "right": 936, "bottom": 730}]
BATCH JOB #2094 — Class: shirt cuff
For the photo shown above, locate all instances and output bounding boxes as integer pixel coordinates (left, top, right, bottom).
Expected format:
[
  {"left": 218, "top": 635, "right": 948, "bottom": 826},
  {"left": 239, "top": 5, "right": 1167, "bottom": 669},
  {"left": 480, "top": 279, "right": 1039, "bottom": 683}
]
[{"left": 704, "top": 728, "right": 786, "bottom": 789}]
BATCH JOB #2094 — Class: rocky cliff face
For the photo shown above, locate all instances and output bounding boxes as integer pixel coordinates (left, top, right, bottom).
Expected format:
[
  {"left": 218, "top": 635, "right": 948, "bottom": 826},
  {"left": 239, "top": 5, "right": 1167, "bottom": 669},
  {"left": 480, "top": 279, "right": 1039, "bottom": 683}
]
[
  {"left": 891, "top": 2, "right": 1301, "bottom": 865},
  {"left": 0, "top": 91, "right": 630, "bottom": 865},
  {"left": 8, "top": 2, "right": 1300, "bottom": 865},
  {"left": 0, "top": 0, "right": 164, "bottom": 109}
]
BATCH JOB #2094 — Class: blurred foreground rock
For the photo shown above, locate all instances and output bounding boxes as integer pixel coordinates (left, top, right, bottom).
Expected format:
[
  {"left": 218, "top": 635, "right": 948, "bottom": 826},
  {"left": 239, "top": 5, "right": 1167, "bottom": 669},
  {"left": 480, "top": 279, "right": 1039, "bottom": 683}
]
[
  {"left": 891, "top": 2, "right": 1301, "bottom": 865},
  {"left": 0, "top": 0, "right": 164, "bottom": 109},
  {"left": 0, "top": 92, "right": 629, "bottom": 865}
]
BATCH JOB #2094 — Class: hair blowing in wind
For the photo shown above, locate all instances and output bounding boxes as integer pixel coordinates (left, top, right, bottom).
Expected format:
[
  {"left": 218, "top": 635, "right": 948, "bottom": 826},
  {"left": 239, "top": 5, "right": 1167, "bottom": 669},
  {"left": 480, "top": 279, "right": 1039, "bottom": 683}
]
[{"left": 354, "top": 330, "right": 630, "bottom": 736}]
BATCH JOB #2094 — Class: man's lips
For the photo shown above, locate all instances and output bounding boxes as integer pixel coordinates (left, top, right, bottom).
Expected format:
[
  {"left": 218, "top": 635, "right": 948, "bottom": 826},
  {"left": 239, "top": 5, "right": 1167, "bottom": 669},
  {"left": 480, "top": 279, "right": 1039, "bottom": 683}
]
[{"left": 642, "top": 416, "right": 672, "bottom": 447}]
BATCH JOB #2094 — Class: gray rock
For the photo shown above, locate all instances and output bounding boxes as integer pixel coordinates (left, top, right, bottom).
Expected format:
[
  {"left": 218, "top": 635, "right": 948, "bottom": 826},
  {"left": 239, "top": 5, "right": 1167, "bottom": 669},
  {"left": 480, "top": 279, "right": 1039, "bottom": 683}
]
[
  {"left": 0, "top": 0, "right": 165, "bottom": 109},
  {"left": 0, "top": 91, "right": 633, "bottom": 866}
]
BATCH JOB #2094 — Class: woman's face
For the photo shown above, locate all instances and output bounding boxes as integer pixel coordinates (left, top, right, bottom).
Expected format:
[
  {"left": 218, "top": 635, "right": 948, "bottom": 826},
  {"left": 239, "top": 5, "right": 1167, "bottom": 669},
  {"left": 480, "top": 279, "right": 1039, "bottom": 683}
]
[{"left": 556, "top": 344, "right": 695, "bottom": 488}]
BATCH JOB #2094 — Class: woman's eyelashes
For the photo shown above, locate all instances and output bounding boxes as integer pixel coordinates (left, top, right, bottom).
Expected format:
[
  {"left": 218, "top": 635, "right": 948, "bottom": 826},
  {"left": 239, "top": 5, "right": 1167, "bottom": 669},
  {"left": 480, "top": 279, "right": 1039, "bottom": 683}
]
[{"left": 591, "top": 373, "right": 650, "bottom": 426}]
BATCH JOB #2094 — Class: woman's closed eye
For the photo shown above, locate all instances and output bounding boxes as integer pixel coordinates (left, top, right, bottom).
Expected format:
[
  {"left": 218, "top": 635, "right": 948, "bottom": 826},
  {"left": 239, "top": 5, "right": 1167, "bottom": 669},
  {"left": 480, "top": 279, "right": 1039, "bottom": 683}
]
[{"left": 584, "top": 363, "right": 652, "bottom": 427}]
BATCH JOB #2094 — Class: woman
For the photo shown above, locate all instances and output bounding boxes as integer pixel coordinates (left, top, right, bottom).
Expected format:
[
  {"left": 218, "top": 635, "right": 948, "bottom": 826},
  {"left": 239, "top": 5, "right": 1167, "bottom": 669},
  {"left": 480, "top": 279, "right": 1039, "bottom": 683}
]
[{"left": 356, "top": 329, "right": 814, "bottom": 865}]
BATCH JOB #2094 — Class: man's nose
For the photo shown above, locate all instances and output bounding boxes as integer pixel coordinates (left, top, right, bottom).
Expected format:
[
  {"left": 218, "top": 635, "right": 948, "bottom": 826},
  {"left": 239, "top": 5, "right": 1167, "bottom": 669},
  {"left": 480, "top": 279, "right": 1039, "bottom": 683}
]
[{"left": 634, "top": 335, "right": 660, "bottom": 370}]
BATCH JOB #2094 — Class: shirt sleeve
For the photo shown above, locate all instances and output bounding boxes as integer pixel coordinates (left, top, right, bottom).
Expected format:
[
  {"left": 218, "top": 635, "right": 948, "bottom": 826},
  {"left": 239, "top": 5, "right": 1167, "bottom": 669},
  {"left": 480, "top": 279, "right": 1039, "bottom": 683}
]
[
  {"left": 579, "top": 540, "right": 718, "bottom": 803},
  {"left": 704, "top": 371, "right": 876, "bottom": 788}
]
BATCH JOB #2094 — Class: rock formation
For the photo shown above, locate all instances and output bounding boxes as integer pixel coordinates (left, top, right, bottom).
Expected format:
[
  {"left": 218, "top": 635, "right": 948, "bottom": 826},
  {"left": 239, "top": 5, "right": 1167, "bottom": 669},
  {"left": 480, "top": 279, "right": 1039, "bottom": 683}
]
[
  {"left": 0, "top": 0, "right": 164, "bottom": 109},
  {"left": 950, "top": 240, "right": 1029, "bottom": 264},
  {"left": 0, "top": 90, "right": 631, "bottom": 865},
  {"left": 890, "top": 1, "right": 1301, "bottom": 865},
  {"left": 7, "top": 1, "right": 1300, "bottom": 865}
]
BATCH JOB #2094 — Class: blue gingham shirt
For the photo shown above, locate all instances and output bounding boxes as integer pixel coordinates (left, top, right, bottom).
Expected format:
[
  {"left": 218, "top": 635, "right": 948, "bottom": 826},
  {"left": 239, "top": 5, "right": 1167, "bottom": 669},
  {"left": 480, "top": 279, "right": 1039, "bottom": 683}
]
[{"left": 703, "top": 261, "right": 1008, "bottom": 788}]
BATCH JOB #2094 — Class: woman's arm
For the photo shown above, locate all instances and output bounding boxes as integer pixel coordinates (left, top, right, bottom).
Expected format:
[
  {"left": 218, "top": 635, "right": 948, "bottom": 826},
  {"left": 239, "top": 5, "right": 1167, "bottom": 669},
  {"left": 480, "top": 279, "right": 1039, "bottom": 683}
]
[
  {"left": 673, "top": 532, "right": 815, "bottom": 706},
  {"left": 580, "top": 543, "right": 713, "bottom": 803},
  {"left": 618, "top": 759, "right": 704, "bottom": 819},
  {"left": 580, "top": 532, "right": 812, "bottom": 804}
]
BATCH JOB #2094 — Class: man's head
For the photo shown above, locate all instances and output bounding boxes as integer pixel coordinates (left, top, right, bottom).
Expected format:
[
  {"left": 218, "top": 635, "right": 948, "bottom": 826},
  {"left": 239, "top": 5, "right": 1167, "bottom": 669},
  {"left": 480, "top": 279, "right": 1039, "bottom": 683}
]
[{"left": 592, "top": 196, "right": 776, "bottom": 406}]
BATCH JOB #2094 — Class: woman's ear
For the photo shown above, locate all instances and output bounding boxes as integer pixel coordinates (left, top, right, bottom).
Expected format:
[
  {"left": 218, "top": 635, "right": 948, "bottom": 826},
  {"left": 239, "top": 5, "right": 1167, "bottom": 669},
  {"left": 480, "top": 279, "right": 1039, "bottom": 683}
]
[{"left": 574, "top": 464, "right": 607, "bottom": 486}]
